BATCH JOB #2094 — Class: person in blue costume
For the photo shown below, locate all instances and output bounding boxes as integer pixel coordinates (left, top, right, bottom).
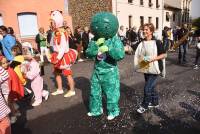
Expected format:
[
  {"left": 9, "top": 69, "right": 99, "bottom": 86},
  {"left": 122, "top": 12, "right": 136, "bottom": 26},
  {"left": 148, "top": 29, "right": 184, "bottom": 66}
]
[
  {"left": 86, "top": 12, "right": 125, "bottom": 120},
  {"left": 0, "top": 26, "right": 16, "bottom": 61}
]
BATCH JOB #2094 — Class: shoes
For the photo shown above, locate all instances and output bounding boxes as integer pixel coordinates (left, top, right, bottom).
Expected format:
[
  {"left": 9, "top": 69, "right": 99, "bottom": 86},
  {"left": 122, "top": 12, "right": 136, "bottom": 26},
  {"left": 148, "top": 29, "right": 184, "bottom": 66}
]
[
  {"left": 43, "top": 91, "right": 49, "bottom": 100},
  {"left": 25, "top": 87, "right": 32, "bottom": 94},
  {"left": 87, "top": 109, "right": 103, "bottom": 117},
  {"left": 107, "top": 113, "right": 119, "bottom": 120},
  {"left": 87, "top": 112, "right": 103, "bottom": 116},
  {"left": 193, "top": 65, "right": 199, "bottom": 70},
  {"left": 87, "top": 112, "right": 94, "bottom": 117},
  {"left": 148, "top": 103, "right": 159, "bottom": 108},
  {"left": 51, "top": 90, "right": 64, "bottom": 96},
  {"left": 137, "top": 106, "right": 147, "bottom": 113},
  {"left": 64, "top": 90, "right": 75, "bottom": 98},
  {"left": 10, "top": 116, "right": 17, "bottom": 124},
  {"left": 32, "top": 100, "right": 42, "bottom": 107},
  {"left": 78, "top": 59, "right": 84, "bottom": 62}
]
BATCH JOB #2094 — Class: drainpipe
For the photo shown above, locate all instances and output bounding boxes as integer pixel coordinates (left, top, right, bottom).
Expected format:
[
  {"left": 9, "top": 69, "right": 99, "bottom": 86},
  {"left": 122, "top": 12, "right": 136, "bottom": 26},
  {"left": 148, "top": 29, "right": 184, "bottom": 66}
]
[
  {"left": 64, "top": 0, "right": 68, "bottom": 15},
  {"left": 162, "top": 0, "right": 164, "bottom": 29}
]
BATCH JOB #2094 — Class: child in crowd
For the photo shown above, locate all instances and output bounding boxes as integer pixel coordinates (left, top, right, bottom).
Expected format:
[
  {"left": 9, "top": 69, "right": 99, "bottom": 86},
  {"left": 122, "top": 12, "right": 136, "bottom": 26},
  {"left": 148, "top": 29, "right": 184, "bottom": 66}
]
[
  {"left": 0, "top": 85, "right": 11, "bottom": 134},
  {"left": 0, "top": 63, "right": 11, "bottom": 134},
  {"left": 10, "top": 46, "right": 27, "bottom": 86},
  {"left": 0, "top": 55, "right": 24, "bottom": 123},
  {"left": 0, "top": 63, "right": 9, "bottom": 103},
  {"left": 23, "top": 46, "right": 49, "bottom": 106}
]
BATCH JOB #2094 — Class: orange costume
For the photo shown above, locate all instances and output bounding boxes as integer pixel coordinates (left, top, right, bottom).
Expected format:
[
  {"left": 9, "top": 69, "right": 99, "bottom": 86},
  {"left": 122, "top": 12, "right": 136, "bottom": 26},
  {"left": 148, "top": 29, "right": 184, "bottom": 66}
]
[{"left": 50, "top": 11, "right": 77, "bottom": 76}]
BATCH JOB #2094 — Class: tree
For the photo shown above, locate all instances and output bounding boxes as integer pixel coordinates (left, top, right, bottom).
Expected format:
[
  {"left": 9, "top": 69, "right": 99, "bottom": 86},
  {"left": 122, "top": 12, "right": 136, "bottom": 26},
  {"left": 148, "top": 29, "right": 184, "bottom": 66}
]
[{"left": 192, "top": 17, "right": 200, "bottom": 29}]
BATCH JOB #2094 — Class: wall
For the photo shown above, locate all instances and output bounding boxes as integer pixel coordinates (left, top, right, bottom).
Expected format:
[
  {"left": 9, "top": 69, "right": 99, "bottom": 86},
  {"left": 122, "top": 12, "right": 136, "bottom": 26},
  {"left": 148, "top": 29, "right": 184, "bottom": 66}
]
[
  {"left": 68, "top": 0, "right": 112, "bottom": 30},
  {"left": 0, "top": 0, "right": 72, "bottom": 46},
  {"left": 113, "top": 0, "right": 164, "bottom": 35}
]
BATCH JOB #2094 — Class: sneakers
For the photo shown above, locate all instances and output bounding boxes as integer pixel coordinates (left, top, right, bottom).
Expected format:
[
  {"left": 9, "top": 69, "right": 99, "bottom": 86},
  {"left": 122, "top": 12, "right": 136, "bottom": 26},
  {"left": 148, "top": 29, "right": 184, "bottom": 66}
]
[
  {"left": 148, "top": 103, "right": 159, "bottom": 108},
  {"left": 64, "top": 90, "right": 75, "bottom": 98},
  {"left": 51, "top": 89, "right": 64, "bottom": 96},
  {"left": 137, "top": 106, "right": 147, "bottom": 113},
  {"left": 10, "top": 116, "right": 17, "bottom": 124},
  {"left": 193, "top": 65, "right": 199, "bottom": 70},
  {"left": 137, "top": 103, "right": 159, "bottom": 113},
  {"left": 32, "top": 100, "right": 42, "bottom": 107},
  {"left": 25, "top": 87, "right": 32, "bottom": 94},
  {"left": 78, "top": 59, "right": 84, "bottom": 62},
  {"left": 87, "top": 112, "right": 101, "bottom": 117},
  {"left": 107, "top": 113, "right": 119, "bottom": 120},
  {"left": 87, "top": 109, "right": 119, "bottom": 120},
  {"left": 42, "top": 90, "right": 49, "bottom": 100},
  {"left": 87, "top": 109, "right": 103, "bottom": 117}
]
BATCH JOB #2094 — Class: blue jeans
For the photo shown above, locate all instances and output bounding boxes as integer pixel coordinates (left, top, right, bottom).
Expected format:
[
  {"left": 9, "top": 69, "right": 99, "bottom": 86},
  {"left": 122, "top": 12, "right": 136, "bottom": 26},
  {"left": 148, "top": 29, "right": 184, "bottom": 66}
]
[
  {"left": 178, "top": 43, "right": 187, "bottom": 62},
  {"left": 142, "top": 74, "right": 158, "bottom": 108},
  {"left": 163, "top": 38, "right": 169, "bottom": 52}
]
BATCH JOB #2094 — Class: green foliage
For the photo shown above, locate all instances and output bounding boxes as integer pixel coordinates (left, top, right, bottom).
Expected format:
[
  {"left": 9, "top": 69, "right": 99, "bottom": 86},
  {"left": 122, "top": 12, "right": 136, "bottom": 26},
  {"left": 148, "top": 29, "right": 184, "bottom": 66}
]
[{"left": 192, "top": 17, "right": 200, "bottom": 29}]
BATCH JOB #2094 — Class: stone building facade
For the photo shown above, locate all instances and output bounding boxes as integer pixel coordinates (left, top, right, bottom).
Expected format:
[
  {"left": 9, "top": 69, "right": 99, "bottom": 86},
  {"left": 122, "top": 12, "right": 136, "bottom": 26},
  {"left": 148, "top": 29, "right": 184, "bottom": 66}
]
[{"left": 68, "top": 0, "right": 112, "bottom": 29}]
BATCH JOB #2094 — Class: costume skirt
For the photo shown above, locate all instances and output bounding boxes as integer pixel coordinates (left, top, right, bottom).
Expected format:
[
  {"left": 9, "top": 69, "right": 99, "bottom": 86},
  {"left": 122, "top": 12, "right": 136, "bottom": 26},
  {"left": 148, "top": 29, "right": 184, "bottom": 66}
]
[{"left": 51, "top": 49, "right": 78, "bottom": 70}]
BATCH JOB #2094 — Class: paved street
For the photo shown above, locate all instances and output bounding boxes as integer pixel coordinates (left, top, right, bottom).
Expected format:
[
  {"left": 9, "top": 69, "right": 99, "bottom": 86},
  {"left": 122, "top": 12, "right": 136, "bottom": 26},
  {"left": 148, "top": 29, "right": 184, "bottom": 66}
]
[{"left": 12, "top": 47, "right": 200, "bottom": 134}]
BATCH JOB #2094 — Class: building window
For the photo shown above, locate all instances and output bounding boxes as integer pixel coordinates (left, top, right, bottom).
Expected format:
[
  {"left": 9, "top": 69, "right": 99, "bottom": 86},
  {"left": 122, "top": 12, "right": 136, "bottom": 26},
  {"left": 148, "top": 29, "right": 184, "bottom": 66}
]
[
  {"left": 128, "top": 15, "right": 133, "bottom": 28},
  {"left": 156, "top": 17, "right": 159, "bottom": 29},
  {"left": 140, "top": 0, "right": 144, "bottom": 5},
  {"left": 156, "top": 0, "right": 160, "bottom": 8},
  {"left": 0, "top": 13, "right": 3, "bottom": 26},
  {"left": 149, "top": 0, "right": 153, "bottom": 7},
  {"left": 148, "top": 17, "right": 152, "bottom": 23},
  {"left": 140, "top": 16, "right": 144, "bottom": 26},
  {"left": 173, "top": 13, "right": 176, "bottom": 21},
  {"left": 166, "top": 12, "right": 170, "bottom": 22},
  {"left": 128, "top": 0, "right": 133, "bottom": 3},
  {"left": 17, "top": 12, "right": 38, "bottom": 37},
  {"left": 182, "top": 14, "right": 185, "bottom": 23}
]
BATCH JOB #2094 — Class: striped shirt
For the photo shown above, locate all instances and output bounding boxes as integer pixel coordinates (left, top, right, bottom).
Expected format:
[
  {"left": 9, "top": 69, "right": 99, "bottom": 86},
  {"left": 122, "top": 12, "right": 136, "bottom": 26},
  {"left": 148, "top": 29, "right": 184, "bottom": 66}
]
[
  {"left": 0, "top": 67, "right": 9, "bottom": 83},
  {"left": 0, "top": 67, "right": 9, "bottom": 102},
  {"left": 0, "top": 90, "right": 10, "bottom": 120},
  {"left": 0, "top": 67, "right": 10, "bottom": 120}
]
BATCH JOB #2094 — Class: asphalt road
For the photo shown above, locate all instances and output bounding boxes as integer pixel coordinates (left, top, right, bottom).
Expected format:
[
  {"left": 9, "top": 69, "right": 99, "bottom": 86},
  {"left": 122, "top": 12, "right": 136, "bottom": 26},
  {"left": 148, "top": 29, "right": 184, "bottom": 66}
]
[{"left": 12, "top": 47, "right": 200, "bottom": 134}]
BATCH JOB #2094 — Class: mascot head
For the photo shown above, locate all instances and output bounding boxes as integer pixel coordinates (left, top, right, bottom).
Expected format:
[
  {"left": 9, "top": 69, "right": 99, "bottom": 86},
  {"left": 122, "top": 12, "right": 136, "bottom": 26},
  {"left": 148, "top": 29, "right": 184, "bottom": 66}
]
[
  {"left": 50, "top": 10, "right": 64, "bottom": 28},
  {"left": 90, "top": 12, "right": 119, "bottom": 39}
]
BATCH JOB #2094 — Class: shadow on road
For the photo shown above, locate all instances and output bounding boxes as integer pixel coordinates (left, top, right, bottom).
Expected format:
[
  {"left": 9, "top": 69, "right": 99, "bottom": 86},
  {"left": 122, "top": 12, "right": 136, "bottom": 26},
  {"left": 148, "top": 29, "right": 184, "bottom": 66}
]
[
  {"left": 12, "top": 95, "right": 33, "bottom": 134},
  {"left": 11, "top": 78, "right": 200, "bottom": 134}
]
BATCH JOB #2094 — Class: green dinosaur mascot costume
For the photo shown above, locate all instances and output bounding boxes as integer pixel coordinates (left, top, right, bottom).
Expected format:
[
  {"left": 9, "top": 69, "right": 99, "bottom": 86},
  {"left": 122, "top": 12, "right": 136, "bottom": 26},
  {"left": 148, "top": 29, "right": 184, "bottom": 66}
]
[{"left": 86, "top": 12, "right": 125, "bottom": 120}]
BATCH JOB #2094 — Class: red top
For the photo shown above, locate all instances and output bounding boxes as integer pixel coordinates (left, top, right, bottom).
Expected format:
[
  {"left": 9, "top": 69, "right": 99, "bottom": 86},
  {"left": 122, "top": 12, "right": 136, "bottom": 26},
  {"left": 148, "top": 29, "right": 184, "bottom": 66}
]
[{"left": 7, "top": 67, "right": 24, "bottom": 101}]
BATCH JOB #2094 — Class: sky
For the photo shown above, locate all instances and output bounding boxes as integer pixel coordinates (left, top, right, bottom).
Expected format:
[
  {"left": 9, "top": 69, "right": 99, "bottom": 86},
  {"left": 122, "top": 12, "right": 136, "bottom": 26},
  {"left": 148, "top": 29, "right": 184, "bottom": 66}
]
[{"left": 191, "top": 0, "right": 200, "bottom": 18}]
